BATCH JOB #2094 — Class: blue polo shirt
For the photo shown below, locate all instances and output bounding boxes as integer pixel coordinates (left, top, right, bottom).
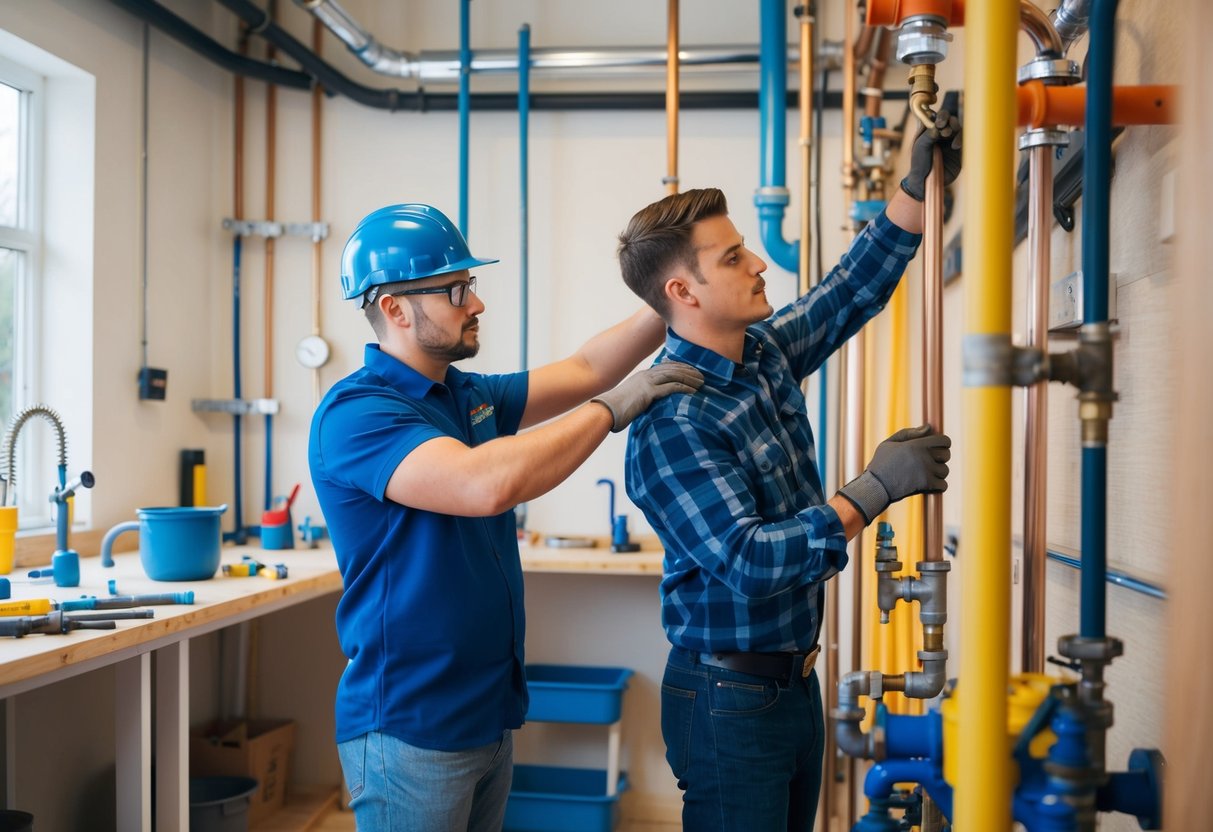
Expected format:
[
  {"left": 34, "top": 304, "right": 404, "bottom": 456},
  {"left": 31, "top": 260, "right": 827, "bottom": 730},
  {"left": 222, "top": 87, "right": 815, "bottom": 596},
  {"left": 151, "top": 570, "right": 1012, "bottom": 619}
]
[{"left": 309, "top": 344, "right": 530, "bottom": 751}]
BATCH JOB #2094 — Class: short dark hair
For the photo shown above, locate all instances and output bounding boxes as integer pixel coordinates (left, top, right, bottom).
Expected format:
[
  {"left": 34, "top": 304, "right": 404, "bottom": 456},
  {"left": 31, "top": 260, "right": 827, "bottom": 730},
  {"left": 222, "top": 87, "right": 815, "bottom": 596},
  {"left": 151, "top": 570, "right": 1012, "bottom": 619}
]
[
  {"left": 363, "top": 279, "right": 412, "bottom": 340},
  {"left": 617, "top": 188, "right": 729, "bottom": 318}
]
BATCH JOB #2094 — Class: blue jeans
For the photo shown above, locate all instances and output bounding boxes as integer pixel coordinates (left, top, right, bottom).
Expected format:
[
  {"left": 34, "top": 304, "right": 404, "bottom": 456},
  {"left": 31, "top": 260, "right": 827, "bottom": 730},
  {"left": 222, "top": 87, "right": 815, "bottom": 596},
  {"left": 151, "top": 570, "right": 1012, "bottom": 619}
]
[
  {"left": 337, "top": 730, "right": 513, "bottom": 832},
  {"left": 661, "top": 647, "right": 825, "bottom": 832}
]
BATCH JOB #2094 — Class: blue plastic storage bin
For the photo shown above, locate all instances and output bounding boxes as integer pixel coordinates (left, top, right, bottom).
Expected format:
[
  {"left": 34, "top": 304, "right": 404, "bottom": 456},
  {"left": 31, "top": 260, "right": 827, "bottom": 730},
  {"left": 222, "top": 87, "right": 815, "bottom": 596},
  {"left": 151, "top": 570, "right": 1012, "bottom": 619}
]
[
  {"left": 525, "top": 665, "right": 634, "bottom": 724},
  {"left": 505, "top": 765, "right": 628, "bottom": 832}
]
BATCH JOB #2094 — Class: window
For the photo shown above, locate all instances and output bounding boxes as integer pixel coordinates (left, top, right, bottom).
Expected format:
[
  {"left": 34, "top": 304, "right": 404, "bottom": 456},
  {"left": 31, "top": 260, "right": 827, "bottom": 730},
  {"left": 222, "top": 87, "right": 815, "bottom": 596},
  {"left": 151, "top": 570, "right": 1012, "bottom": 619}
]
[{"left": 0, "top": 55, "right": 45, "bottom": 527}]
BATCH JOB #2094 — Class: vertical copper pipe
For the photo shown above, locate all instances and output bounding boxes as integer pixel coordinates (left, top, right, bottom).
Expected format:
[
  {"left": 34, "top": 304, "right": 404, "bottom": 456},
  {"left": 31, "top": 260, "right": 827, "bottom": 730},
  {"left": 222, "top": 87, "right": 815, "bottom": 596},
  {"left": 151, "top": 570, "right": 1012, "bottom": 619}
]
[
  {"left": 923, "top": 148, "right": 944, "bottom": 563},
  {"left": 1022, "top": 144, "right": 1052, "bottom": 673},
  {"left": 844, "top": 335, "right": 865, "bottom": 827},
  {"left": 665, "top": 0, "right": 679, "bottom": 195},
  {"left": 311, "top": 19, "right": 325, "bottom": 404},
  {"left": 863, "top": 28, "right": 891, "bottom": 120},
  {"left": 235, "top": 39, "right": 246, "bottom": 221},
  {"left": 264, "top": 20, "right": 278, "bottom": 400},
  {"left": 797, "top": 6, "right": 814, "bottom": 296},
  {"left": 842, "top": 0, "right": 858, "bottom": 230}
]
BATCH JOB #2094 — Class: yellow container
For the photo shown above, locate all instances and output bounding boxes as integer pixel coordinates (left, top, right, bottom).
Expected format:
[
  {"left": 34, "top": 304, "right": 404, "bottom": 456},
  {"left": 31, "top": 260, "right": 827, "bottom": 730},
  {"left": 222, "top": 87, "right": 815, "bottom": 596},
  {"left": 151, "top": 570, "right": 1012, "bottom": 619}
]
[
  {"left": 941, "top": 672, "right": 1058, "bottom": 787},
  {"left": 0, "top": 506, "right": 17, "bottom": 575}
]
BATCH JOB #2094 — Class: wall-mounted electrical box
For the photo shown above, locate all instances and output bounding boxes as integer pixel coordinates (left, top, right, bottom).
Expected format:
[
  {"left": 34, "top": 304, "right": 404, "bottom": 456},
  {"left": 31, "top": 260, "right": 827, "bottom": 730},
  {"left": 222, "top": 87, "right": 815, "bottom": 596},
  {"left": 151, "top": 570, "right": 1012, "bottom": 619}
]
[{"left": 1049, "top": 270, "right": 1117, "bottom": 332}]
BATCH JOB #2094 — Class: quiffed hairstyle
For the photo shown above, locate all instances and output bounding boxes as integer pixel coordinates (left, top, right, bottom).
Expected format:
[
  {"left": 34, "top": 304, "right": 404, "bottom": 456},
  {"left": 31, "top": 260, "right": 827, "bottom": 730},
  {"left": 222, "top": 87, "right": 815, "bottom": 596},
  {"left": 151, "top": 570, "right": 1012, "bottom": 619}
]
[{"left": 617, "top": 188, "right": 729, "bottom": 319}]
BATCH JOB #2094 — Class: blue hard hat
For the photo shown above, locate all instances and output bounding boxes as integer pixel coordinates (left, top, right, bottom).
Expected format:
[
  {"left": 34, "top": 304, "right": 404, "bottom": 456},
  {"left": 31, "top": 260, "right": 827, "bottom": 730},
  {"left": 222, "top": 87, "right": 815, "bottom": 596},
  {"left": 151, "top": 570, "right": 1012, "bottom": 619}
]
[{"left": 340, "top": 203, "right": 498, "bottom": 303}]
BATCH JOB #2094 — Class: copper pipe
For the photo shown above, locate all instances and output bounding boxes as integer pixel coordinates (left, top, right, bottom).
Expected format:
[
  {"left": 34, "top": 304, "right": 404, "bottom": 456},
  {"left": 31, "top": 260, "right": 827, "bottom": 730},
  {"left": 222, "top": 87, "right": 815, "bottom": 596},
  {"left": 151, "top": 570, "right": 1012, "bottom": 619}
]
[
  {"left": 923, "top": 148, "right": 944, "bottom": 563},
  {"left": 862, "top": 28, "right": 891, "bottom": 119},
  {"left": 842, "top": 0, "right": 858, "bottom": 230},
  {"left": 311, "top": 18, "right": 324, "bottom": 404},
  {"left": 665, "top": 0, "right": 679, "bottom": 195},
  {"left": 235, "top": 35, "right": 247, "bottom": 221},
  {"left": 797, "top": 4, "right": 814, "bottom": 296},
  {"left": 264, "top": 2, "right": 278, "bottom": 399},
  {"left": 844, "top": 334, "right": 865, "bottom": 828},
  {"left": 1021, "top": 143, "right": 1052, "bottom": 673},
  {"left": 853, "top": 24, "right": 876, "bottom": 64}
]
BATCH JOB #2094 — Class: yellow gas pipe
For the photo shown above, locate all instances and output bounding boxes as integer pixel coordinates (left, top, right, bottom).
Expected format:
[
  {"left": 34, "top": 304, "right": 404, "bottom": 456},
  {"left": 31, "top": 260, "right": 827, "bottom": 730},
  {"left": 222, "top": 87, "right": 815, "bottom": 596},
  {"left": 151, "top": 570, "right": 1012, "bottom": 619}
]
[{"left": 958, "top": 0, "right": 1018, "bottom": 827}]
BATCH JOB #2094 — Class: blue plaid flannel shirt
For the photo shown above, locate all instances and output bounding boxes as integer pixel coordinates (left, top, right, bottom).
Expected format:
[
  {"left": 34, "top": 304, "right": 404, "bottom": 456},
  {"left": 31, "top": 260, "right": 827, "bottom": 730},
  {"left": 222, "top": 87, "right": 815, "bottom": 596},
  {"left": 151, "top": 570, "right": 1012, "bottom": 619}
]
[{"left": 625, "top": 211, "right": 922, "bottom": 653}]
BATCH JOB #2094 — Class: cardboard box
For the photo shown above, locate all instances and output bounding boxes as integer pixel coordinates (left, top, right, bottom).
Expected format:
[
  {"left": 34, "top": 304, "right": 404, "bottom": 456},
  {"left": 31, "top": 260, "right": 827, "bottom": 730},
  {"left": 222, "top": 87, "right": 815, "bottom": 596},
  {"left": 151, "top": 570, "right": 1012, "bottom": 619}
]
[{"left": 190, "top": 719, "right": 296, "bottom": 825}]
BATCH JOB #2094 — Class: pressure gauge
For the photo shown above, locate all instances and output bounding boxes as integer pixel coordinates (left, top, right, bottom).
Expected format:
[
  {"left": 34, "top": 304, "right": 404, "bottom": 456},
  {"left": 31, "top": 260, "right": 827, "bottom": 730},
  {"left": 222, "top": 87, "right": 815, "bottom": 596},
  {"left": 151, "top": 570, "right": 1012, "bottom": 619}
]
[{"left": 296, "top": 334, "right": 331, "bottom": 369}]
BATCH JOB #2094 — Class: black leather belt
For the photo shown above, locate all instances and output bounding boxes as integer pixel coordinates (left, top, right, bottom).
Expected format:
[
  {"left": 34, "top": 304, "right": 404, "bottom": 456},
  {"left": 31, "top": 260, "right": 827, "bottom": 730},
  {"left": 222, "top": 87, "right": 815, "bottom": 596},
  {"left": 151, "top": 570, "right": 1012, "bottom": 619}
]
[{"left": 697, "top": 645, "right": 821, "bottom": 681}]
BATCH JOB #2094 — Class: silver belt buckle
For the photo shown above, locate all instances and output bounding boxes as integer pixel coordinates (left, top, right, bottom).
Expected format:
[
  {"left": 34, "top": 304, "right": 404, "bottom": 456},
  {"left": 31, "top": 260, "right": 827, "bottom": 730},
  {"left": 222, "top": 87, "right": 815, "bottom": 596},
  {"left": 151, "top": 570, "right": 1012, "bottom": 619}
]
[{"left": 801, "top": 646, "right": 821, "bottom": 678}]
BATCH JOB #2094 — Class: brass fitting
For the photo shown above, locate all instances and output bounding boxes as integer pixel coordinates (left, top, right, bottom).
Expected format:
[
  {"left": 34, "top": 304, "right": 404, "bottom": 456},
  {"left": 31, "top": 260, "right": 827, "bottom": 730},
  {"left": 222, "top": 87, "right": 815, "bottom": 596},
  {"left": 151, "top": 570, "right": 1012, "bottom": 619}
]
[{"left": 908, "top": 63, "right": 939, "bottom": 132}]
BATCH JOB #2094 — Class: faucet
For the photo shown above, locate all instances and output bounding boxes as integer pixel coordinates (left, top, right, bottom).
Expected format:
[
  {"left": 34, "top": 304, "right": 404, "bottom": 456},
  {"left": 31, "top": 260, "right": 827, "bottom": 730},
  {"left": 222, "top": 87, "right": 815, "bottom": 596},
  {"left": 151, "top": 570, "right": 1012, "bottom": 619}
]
[{"left": 2, "top": 405, "right": 95, "bottom": 587}]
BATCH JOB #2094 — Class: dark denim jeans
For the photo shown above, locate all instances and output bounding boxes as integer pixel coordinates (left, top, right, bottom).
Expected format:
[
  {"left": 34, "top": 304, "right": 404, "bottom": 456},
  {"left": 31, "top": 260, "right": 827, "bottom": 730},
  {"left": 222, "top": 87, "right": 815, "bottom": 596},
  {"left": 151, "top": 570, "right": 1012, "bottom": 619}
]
[{"left": 661, "top": 646, "right": 825, "bottom": 832}]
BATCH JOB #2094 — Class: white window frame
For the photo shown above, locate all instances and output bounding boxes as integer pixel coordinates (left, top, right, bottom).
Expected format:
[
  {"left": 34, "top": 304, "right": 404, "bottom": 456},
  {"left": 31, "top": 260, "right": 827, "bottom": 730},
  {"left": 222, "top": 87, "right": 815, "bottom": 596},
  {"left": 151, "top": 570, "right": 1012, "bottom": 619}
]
[{"left": 0, "top": 53, "right": 49, "bottom": 529}]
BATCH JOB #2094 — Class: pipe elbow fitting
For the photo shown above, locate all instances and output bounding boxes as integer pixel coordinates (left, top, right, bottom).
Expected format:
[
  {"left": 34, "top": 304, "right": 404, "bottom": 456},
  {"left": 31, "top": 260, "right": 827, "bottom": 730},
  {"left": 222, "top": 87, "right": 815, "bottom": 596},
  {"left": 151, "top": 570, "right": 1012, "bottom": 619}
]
[{"left": 903, "top": 651, "right": 948, "bottom": 699}]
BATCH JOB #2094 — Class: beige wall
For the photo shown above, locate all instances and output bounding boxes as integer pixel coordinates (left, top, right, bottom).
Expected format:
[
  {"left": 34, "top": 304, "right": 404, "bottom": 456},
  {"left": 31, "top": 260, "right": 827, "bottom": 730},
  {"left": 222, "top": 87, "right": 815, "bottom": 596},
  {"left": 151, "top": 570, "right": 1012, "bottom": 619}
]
[{"left": 0, "top": 0, "right": 1198, "bottom": 828}]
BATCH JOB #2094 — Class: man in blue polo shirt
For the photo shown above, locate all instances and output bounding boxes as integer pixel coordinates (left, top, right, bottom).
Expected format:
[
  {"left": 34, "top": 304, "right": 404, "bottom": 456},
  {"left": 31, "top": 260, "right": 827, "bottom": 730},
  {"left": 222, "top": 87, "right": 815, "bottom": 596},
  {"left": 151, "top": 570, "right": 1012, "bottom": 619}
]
[
  {"left": 617, "top": 116, "right": 960, "bottom": 831},
  {"left": 309, "top": 203, "right": 701, "bottom": 831}
]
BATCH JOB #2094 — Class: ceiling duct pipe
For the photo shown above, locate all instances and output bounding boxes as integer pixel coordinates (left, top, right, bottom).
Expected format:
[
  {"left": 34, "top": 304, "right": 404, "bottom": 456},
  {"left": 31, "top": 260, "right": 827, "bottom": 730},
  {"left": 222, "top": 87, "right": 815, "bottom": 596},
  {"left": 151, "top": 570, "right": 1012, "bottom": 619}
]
[
  {"left": 294, "top": 0, "right": 843, "bottom": 82},
  {"left": 109, "top": 0, "right": 313, "bottom": 90}
]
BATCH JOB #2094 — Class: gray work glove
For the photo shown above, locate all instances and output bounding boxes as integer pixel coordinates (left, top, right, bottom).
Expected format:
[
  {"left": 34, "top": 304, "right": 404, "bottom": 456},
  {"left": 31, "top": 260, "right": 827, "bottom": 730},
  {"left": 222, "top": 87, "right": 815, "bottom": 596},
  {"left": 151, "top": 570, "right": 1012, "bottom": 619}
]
[
  {"left": 900, "top": 109, "right": 963, "bottom": 202},
  {"left": 591, "top": 362, "right": 704, "bottom": 432},
  {"left": 838, "top": 425, "right": 951, "bottom": 524}
]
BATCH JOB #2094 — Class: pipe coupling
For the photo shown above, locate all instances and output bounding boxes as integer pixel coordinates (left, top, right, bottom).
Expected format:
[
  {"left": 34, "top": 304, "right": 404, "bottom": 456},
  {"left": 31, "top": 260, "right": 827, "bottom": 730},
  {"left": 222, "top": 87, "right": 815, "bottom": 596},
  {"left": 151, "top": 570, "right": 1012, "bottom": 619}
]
[
  {"left": 753, "top": 186, "right": 791, "bottom": 209},
  {"left": 963, "top": 334, "right": 1049, "bottom": 388},
  {"left": 895, "top": 16, "right": 952, "bottom": 66}
]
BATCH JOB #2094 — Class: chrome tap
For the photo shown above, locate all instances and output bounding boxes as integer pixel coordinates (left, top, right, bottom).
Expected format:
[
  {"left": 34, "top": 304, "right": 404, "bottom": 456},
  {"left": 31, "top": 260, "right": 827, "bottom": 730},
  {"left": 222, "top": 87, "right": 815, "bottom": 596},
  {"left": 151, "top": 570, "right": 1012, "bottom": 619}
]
[{"left": 1, "top": 405, "right": 94, "bottom": 586}]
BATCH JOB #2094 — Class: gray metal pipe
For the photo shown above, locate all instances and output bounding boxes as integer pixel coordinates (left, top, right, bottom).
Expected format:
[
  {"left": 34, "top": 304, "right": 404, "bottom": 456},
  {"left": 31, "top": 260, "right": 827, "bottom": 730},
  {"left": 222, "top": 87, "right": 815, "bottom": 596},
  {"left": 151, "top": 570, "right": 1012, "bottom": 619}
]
[
  {"left": 1020, "top": 0, "right": 1064, "bottom": 56},
  {"left": 1051, "top": 0, "right": 1093, "bottom": 54},
  {"left": 295, "top": 0, "right": 842, "bottom": 82}
]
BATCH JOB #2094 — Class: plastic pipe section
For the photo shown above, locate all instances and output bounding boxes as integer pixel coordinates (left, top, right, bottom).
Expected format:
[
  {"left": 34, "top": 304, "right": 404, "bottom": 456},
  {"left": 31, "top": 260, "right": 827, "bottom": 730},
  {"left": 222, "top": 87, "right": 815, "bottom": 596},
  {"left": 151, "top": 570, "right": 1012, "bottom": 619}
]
[
  {"left": 956, "top": 0, "right": 1017, "bottom": 828},
  {"left": 754, "top": 0, "right": 799, "bottom": 273},
  {"left": 867, "top": 0, "right": 965, "bottom": 26},
  {"left": 459, "top": 0, "right": 471, "bottom": 234},
  {"left": 1017, "top": 82, "right": 1176, "bottom": 128},
  {"left": 518, "top": 24, "right": 530, "bottom": 371}
]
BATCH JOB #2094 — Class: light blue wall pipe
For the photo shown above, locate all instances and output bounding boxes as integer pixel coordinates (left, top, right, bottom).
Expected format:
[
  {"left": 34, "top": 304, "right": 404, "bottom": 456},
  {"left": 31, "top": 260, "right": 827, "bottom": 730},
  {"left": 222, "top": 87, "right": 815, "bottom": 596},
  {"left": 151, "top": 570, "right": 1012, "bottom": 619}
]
[
  {"left": 459, "top": 0, "right": 471, "bottom": 234},
  {"left": 756, "top": 0, "right": 799, "bottom": 273},
  {"left": 519, "top": 23, "right": 530, "bottom": 371},
  {"left": 1079, "top": 0, "right": 1117, "bottom": 640},
  {"left": 230, "top": 235, "right": 245, "bottom": 542}
]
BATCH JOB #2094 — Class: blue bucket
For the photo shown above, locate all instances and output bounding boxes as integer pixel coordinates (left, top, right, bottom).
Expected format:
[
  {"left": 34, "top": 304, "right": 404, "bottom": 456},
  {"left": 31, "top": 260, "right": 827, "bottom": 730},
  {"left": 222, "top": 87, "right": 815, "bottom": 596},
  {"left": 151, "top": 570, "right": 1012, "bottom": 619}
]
[
  {"left": 101, "top": 505, "right": 228, "bottom": 581},
  {"left": 189, "top": 776, "right": 259, "bottom": 832}
]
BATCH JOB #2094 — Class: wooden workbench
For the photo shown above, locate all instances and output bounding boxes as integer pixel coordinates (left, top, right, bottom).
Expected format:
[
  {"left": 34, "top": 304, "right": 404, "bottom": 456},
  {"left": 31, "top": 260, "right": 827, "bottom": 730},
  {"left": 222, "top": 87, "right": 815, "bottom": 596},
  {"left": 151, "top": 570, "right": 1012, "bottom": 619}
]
[{"left": 0, "top": 545, "right": 344, "bottom": 831}]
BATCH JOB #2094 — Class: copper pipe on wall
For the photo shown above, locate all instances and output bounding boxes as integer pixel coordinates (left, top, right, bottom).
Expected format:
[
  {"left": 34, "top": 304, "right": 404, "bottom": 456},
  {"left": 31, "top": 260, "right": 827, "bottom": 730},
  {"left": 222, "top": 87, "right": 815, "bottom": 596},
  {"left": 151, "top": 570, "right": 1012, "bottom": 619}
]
[
  {"left": 842, "top": 0, "right": 858, "bottom": 230},
  {"left": 665, "top": 0, "right": 679, "bottom": 195},
  {"left": 797, "top": 3, "right": 814, "bottom": 295},
  {"left": 263, "top": 0, "right": 278, "bottom": 401},
  {"left": 1021, "top": 143, "right": 1052, "bottom": 673},
  {"left": 923, "top": 148, "right": 944, "bottom": 564},
  {"left": 862, "top": 28, "right": 891, "bottom": 120},
  {"left": 311, "top": 18, "right": 324, "bottom": 404}
]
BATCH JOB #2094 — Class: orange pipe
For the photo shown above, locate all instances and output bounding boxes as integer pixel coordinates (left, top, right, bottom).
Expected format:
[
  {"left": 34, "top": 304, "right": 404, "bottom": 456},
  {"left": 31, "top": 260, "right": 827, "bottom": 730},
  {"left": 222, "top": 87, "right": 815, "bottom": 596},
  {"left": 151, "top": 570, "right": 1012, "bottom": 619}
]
[
  {"left": 1017, "top": 82, "right": 1177, "bottom": 127},
  {"left": 867, "top": 0, "right": 964, "bottom": 26}
]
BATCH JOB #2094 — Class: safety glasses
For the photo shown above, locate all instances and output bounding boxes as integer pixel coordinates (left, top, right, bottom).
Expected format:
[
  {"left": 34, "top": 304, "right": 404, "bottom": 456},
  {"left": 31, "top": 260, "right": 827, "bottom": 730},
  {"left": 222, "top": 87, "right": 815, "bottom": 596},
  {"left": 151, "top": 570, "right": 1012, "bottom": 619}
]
[{"left": 390, "top": 275, "right": 478, "bottom": 308}]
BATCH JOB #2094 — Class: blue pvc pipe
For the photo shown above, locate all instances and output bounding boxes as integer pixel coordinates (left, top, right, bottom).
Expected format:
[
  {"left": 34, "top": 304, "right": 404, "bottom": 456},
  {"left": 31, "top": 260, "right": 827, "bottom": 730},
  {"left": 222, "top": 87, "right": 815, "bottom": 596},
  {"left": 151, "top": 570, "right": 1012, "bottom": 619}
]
[
  {"left": 759, "top": 0, "right": 787, "bottom": 193},
  {"left": 264, "top": 413, "right": 273, "bottom": 511},
  {"left": 459, "top": 0, "right": 471, "bottom": 235},
  {"left": 1080, "top": 446, "right": 1108, "bottom": 636},
  {"left": 1079, "top": 0, "right": 1118, "bottom": 640},
  {"left": 232, "top": 235, "right": 244, "bottom": 538},
  {"left": 1047, "top": 549, "right": 1165, "bottom": 600},
  {"left": 518, "top": 23, "right": 530, "bottom": 371},
  {"left": 755, "top": 0, "right": 799, "bottom": 272},
  {"left": 55, "top": 463, "right": 67, "bottom": 552}
]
